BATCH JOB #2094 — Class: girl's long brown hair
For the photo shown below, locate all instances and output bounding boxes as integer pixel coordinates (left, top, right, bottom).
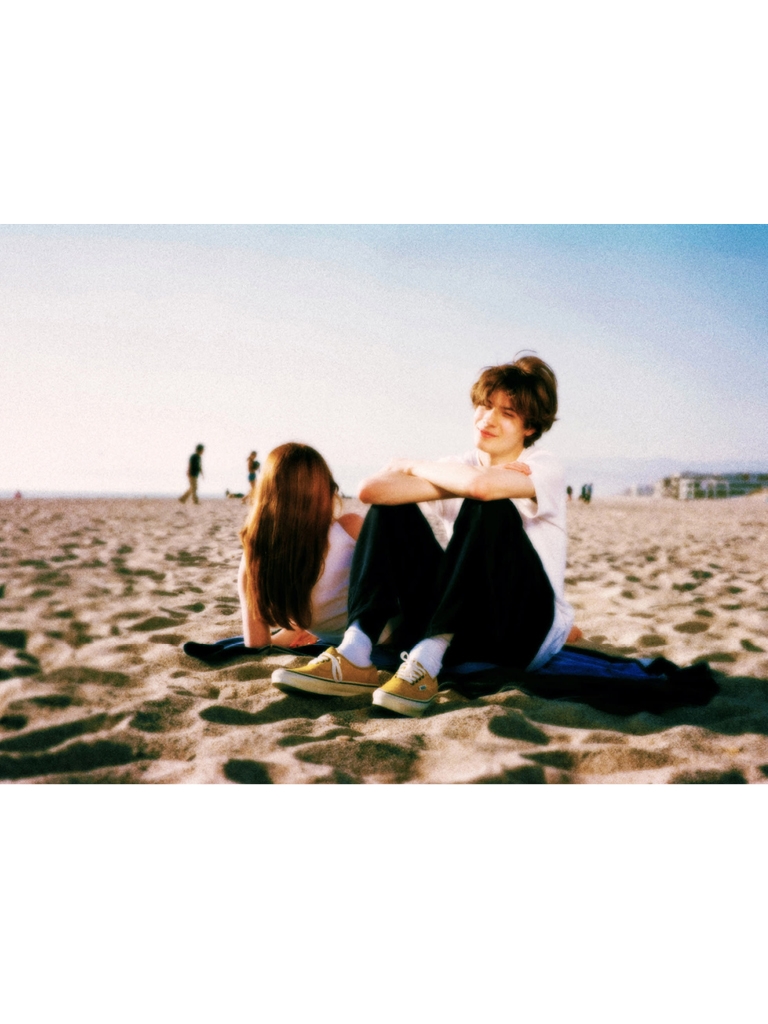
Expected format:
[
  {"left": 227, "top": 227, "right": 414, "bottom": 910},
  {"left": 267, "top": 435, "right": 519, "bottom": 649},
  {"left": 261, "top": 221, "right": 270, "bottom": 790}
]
[{"left": 239, "top": 443, "right": 339, "bottom": 631}]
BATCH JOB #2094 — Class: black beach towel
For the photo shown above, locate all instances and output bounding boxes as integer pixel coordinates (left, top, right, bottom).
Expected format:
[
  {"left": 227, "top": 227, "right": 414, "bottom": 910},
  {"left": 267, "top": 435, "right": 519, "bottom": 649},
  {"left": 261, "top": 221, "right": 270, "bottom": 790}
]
[
  {"left": 443, "top": 645, "right": 719, "bottom": 715},
  {"left": 182, "top": 637, "right": 719, "bottom": 716}
]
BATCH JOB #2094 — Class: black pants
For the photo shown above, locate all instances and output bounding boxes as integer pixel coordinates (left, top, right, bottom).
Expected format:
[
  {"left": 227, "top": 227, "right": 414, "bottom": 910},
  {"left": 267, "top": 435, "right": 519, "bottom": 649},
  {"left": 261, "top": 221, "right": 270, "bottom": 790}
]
[{"left": 347, "top": 500, "right": 555, "bottom": 670}]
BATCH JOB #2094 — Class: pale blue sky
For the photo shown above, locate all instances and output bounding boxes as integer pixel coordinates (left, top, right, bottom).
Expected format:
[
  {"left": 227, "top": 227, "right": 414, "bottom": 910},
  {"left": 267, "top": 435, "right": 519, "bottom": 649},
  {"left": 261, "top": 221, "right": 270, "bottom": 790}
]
[{"left": 2, "top": 224, "right": 766, "bottom": 497}]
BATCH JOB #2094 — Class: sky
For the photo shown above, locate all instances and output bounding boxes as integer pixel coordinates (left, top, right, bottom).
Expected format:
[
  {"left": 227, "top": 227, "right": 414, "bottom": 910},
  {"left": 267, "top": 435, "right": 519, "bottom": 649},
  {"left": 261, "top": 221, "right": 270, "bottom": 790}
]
[{"left": 2, "top": 224, "right": 767, "bottom": 498}]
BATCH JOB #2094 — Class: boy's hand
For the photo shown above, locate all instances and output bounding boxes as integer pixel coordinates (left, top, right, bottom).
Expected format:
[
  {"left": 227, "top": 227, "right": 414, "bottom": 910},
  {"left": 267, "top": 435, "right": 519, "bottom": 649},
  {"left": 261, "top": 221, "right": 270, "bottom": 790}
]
[{"left": 501, "top": 461, "right": 531, "bottom": 475}]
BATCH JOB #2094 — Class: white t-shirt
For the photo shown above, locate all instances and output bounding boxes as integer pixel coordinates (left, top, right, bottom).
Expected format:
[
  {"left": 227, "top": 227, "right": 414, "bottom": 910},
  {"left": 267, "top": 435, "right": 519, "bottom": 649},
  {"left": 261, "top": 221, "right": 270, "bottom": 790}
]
[
  {"left": 310, "top": 519, "right": 356, "bottom": 643},
  {"left": 429, "top": 446, "right": 574, "bottom": 670}
]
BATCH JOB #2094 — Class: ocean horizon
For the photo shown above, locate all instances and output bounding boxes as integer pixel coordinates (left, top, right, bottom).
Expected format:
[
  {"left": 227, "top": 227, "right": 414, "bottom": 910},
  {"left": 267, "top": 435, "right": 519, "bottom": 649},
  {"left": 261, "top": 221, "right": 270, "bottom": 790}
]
[{"left": 3, "top": 457, "right": 767, "bottom": 503}]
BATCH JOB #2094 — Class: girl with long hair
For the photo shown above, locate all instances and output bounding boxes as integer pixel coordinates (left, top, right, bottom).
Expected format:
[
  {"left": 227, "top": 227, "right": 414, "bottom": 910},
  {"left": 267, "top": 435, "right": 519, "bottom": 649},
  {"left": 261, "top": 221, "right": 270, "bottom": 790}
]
[{"left": 238, "top": 443, "right": 363, "bottom": 649}]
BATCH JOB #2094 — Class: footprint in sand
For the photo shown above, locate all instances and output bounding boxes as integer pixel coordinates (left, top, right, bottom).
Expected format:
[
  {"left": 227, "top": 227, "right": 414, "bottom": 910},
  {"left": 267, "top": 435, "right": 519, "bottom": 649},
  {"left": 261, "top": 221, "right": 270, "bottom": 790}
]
[
  {"left": 0, "top": 630, "right": 42, "bottom": 679},
  {"left": 31, "top": 694, "right": 74, "bottom": 709},
  {"left": 129, "top": 615, "right": 187, "bottom": 632},
  {"left": 584, "top": 731, "right": 627, "bottom": 744},
  {"left": 741, "top": 639, "right": 765, "bottom": 653},
  {"left": 47, "top": 618, "right": 95, "bottom": 648},
  {"left": 130, "top": 694, "right": 196, "bottom": 733},
  {"left": 112, "top": 610, "right": 151, "bottom": 622},
  {"left": 475, "top": 764, "right": 546, "bottom": 784},
  {"left": 0, "top": 738, "right": 150, "bottom": 781},
  {"left": 0, "top": 629, "right": 30, "bottom": 650},
  {"left": 573, "top": 746, "right": 677, "bottom": 775},
  {"left": 488, "top": 712, "right": 550, "bottom": 745},
  {"left": 639, "top": 634, "right": 667, "bottom": 647},
  {"left": 0, "top": 714, "right": 28, "bottom": 731},
  {"left": 523, "top": 749, "right": 575, "bottom": 770},
  {"left": 165, "top": 550, "right": 208, "bottom": 567},
  {"left": 0, "top": 713, "right": 125, "bottom": 754},
  {"left": 293, "top": 738, "right": 419, "bottom": 783},
  {"left": 277, "top": 727, "right": 362, "bottom": 747},
  {"left": 32, "top": 570, "right": 72, "bottom": 589},
  {"left": 670, "top": 768, "right": 747, "bottom": 784},
  {"left": 43, "top": 665, "right": 133, "bottom": 689},
  {"left": 223, "top": 759, "right": 273, "bottom": 784},
  {"left": 695, "top": 652, "right": 737, "bottom": 664},
  {"left": 199, "top": 706, "right": 263, "bottom": 725},
  {"left": 213, "top": 596, "right": 239, "bottom": 616}
]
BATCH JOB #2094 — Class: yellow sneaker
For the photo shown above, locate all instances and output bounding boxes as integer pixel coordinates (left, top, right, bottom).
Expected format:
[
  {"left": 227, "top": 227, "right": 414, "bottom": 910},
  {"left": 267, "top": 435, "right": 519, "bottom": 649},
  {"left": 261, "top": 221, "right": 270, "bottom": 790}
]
[
  {"left": 372, "top": 654, "right": 439, "bottom": 717},
  {"left": 272, "top": 647, "right": 380, "bottom": 697}
]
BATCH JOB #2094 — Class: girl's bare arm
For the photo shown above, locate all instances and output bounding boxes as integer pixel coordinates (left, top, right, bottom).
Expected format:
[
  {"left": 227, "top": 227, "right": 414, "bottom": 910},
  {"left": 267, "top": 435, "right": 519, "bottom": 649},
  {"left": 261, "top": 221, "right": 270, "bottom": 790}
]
[{"left": 237, "top": 552, "right": 272, "bottom": 648}]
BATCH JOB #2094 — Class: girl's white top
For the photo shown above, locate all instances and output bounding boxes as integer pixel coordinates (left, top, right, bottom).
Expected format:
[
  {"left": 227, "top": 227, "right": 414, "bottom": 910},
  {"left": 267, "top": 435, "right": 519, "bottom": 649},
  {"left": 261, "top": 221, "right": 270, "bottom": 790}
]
[
  {"left": 429, "top": 446, "right": 575, "bottom": 670},
  {"left": 310, "top": 519, "right": 356, "bottom": 643}
]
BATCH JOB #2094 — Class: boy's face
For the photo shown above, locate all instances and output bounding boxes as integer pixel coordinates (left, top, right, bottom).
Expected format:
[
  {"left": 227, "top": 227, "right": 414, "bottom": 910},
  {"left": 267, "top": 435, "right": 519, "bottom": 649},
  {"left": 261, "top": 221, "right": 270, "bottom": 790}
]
[{"left": 473, "top": 389, "right": 534, "bottom": 463}]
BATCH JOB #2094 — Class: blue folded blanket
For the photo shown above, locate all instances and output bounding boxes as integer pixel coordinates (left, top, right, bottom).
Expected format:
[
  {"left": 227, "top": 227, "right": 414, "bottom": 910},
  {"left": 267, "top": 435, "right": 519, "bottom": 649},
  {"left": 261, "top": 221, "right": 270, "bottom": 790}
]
[
  {"left": 182, "top": 637, "right": 719, "bottom": 716},
  {"left": 443, "top": 646, "right": 719, "bottom": 715}
]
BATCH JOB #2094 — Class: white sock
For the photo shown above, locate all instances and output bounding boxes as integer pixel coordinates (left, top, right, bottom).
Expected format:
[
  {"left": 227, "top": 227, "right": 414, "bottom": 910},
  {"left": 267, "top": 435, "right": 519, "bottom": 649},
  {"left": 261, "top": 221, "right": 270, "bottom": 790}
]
[
  {"left": 337, "top": 621, "right": 374, "bottom": 668},
  {"left": 408, "top": 634, "right": 453, "bottom": 679}
]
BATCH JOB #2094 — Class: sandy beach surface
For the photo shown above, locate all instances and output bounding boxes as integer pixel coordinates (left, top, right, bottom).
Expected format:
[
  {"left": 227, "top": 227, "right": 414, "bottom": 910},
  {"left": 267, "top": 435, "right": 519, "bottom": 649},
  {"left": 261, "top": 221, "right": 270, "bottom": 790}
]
[{"left": 1, "top": 495, "right": 767, "bottom": 784}]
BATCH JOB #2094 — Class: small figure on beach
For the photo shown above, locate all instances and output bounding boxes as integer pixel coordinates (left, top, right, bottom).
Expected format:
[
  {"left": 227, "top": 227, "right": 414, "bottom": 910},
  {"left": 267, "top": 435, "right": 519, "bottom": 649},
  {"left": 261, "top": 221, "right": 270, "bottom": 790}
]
[
  {"left": 179, "top": 444, "right": 204, "bottom": 505},
  {"left": 243, "top": 450, "right": 260, "bottom": 504},
  {"left": 274, "top": 355, "right": 575, "bottom": 716},
  {"left": 238, "top": 443, "right": 365, "bottom": 655},
  {"left": 566, "top": 485, "right": 573, "bottom": 502},
  {"left": 579, "top": 483, "right": 593, "bottom": 504}
]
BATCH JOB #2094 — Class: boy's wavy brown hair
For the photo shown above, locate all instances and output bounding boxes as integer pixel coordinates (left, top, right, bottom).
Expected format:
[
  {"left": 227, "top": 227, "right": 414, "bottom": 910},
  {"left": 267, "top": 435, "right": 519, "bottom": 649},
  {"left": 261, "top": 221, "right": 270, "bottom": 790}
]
[
  {"left": 470, "top": 355, "right": 558, "bottom": 448},
  {"left": 239, "top": 443, "right": 339, "bottom": 630}
]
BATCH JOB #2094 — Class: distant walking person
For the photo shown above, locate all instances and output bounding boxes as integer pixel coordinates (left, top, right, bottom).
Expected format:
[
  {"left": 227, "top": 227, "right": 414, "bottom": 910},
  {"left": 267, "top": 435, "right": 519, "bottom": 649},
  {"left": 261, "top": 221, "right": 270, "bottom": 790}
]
[
  {"left": 243, "top": 450, "right": 261, "bottom": 504},
  {"left": 179, "top": 445, "right": 205, "bottom": 504}
]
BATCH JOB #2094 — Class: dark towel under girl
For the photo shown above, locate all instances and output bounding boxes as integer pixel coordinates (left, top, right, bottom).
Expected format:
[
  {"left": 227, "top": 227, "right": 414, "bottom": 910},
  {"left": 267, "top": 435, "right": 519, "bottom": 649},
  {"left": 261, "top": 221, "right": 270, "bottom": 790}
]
[{"left": 182, "top": 637, "right": 719, "bottom": 716}]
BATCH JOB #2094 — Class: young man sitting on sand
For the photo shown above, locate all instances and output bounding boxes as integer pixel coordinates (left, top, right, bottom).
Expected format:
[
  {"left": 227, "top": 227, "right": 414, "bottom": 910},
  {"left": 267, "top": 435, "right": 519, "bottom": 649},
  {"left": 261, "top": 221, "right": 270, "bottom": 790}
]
[{"left": 272, "top": 355, "right": 575, "bottom": 717}]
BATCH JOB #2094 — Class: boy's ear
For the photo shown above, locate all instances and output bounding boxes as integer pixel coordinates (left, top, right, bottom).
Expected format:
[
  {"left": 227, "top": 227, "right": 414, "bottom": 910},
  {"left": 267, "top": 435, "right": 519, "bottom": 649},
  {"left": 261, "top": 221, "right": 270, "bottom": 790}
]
[{"left": 524, "top": 425, "right": 535, "bottom": 437}]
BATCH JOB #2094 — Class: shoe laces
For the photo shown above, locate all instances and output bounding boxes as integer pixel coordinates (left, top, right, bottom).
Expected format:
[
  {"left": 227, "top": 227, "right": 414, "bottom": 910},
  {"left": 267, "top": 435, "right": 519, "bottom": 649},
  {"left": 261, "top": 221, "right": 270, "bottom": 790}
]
[
  {"left": 311, "top": 650, "right": 343, "bottom": 681},
  {"left": 398, "top": 652, "right": 426, "bottom": 685}
]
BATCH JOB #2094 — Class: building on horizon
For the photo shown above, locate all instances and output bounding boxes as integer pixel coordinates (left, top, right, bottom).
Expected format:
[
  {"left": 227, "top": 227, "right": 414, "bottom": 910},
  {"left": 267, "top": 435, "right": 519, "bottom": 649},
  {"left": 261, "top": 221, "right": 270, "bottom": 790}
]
[{"left": 656, "top": 472, "right": 768, "bottom": 500}]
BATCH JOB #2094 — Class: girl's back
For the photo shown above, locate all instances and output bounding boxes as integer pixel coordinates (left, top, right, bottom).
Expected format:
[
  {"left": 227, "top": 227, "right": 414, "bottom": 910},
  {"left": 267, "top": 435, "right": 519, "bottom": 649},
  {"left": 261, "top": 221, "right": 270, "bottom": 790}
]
[{"left": 310, "top": 517, "right": 359, "bottom": 643}]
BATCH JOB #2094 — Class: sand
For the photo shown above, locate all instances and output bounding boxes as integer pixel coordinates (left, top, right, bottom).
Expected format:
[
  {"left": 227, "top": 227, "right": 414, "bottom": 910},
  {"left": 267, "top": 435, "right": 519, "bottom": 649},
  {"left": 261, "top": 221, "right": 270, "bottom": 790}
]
[{"left": 1, "top": 494, "right": 767, "bottom": 784}]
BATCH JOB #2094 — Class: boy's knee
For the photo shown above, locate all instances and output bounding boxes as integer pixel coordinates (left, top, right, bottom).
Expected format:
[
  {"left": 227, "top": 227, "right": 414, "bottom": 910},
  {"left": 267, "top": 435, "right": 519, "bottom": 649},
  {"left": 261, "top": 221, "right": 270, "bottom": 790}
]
[
  {"left": 368, "top": 503, "right": 425, "bottom": 523},
  {"left": 461, "top": 497, "right": 522, "bottom": 522},
  {"left": 455, "top": 498, "right": 525, "bottom": 541}
]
